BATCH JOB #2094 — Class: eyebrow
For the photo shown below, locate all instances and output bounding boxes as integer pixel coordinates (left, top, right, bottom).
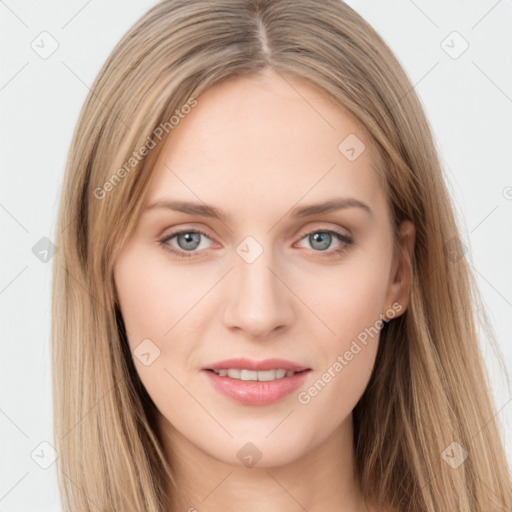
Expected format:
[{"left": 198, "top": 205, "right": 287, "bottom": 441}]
[{"left": 144, "top": 197, "right": 372, "bottom": 222}]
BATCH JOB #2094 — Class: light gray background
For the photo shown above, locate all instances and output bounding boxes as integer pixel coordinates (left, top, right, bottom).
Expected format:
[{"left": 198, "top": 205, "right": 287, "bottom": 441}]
[{"left": 1, "top": 1, "right": 511, "bottom": 510}]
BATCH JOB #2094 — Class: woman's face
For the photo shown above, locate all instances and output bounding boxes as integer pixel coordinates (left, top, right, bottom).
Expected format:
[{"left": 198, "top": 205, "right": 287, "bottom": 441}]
[{"left": 113, "top": 69, "right": 414, "bottom": 467}]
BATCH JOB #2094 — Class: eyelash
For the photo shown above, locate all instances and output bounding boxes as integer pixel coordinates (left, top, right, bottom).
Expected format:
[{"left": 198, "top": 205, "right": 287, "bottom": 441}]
[{"left": 157, "top": 228, "right": 353, "bottom": 259}]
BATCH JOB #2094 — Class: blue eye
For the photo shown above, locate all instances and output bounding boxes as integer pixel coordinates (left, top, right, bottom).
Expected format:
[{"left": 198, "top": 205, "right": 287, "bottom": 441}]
[
  {"left": 172, "top": 232, "right": 201, "bottom": 251},
  {"left": 158, "top": 228, "right": 353, "bottom": 259},
  {"left": 158, "top": 229, "right": 213, "bottom": 258},
  {"left": 297, "top": 229, "right": 353, "bottom": 257}
]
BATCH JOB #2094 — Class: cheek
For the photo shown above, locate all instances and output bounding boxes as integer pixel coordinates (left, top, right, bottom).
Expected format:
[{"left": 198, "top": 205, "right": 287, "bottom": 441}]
[
  {"left": 114, "top": 246, "right": 204, "bottom": 344},
  {"left": 294, "top": 247, "right": 391, "bottom": 409},
  {"left": 113, "top": 245, "right": 214, "bottom": 395},
  {"left": 296, "top": 279, "right": 384, "bottom": 431},
  {"left": 300, "top": 248, "right": 392, "bottom": 346},
  {"left": 113, "top": 247, "right": 202, "bottom": 412}
]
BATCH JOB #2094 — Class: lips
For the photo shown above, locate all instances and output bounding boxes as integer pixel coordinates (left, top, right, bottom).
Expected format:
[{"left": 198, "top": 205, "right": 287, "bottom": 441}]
[{"left": 202, "top": 357, "right": 311, "bottom": 405}]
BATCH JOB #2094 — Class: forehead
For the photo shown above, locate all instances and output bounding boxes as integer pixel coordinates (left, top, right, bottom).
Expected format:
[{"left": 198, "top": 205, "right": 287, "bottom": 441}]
[{"left": 145, "top": 71, "right": 387, "bottom": 221}]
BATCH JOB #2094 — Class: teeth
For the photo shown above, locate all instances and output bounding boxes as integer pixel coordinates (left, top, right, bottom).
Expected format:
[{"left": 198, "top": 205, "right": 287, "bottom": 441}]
[
  {"left": 212, "top": 368, "right": 297, "bottom": 381},
  {"left": 227, "top": 369, "right": 241, "bottom": 379}
]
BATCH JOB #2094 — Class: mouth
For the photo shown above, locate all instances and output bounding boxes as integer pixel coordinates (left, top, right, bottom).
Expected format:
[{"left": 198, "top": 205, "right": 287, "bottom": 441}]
[{"left": 202, "top": 358, "right": 312, "bottom": 405}]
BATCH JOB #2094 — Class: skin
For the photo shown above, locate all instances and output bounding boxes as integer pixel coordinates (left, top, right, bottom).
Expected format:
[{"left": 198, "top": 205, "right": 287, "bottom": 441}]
[{"left": 113, "top": 68, "right": 415, "bottom": 512}]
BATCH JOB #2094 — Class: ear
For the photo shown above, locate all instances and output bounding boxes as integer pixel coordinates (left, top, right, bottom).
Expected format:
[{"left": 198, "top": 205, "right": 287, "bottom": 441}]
[{"left": 383, "top": 220, "right": 415, "bottom": 320}]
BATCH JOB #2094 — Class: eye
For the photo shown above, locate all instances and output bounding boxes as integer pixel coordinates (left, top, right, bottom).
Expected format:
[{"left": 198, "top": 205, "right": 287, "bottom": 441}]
[
  {"left": 158, "top": 227, "right": 353, "bottom": 259},
  {"left": 158, "top": 229, "right": 214, "bottom": 258},
  {"left": 295, "top": 229, "right": 353, "bottom": 257}
]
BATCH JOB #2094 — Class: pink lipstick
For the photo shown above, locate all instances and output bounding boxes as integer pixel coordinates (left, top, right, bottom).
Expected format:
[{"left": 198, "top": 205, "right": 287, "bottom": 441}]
[{"left": 202, "top": 358, "right": 311, "bottom": 406}]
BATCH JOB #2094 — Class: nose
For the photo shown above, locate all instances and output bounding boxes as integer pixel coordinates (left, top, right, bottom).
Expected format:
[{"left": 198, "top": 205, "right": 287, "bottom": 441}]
[{"left": 222, "top": 246, "right": 294, "bottom": 340}]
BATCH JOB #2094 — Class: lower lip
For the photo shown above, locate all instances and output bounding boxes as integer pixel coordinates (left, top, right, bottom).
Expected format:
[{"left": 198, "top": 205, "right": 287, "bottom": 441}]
[{"left": 203, "top": 370, "right": 311, "bottom": 405}]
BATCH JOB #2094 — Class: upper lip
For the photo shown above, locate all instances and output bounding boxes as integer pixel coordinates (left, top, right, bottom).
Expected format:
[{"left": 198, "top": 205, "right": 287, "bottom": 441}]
[{"left": 204, "top": 358, "right": 310, "bottom": 372}]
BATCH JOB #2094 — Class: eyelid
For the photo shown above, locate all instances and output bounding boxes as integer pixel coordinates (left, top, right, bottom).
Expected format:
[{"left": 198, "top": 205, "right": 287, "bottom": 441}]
[{"left": 295, "top": 223, "right": 352, "bottom": 241}]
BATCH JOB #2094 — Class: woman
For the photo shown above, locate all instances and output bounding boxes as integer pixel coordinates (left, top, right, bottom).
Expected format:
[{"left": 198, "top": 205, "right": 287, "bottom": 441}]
[{"left": 52, "top": 0, "right": 512, "bottom": 510}]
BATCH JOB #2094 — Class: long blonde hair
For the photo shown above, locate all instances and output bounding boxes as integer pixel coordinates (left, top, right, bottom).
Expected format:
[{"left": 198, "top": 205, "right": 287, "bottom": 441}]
[{"left": 52, "top": 0, "right": 512, "bottom": 510}]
